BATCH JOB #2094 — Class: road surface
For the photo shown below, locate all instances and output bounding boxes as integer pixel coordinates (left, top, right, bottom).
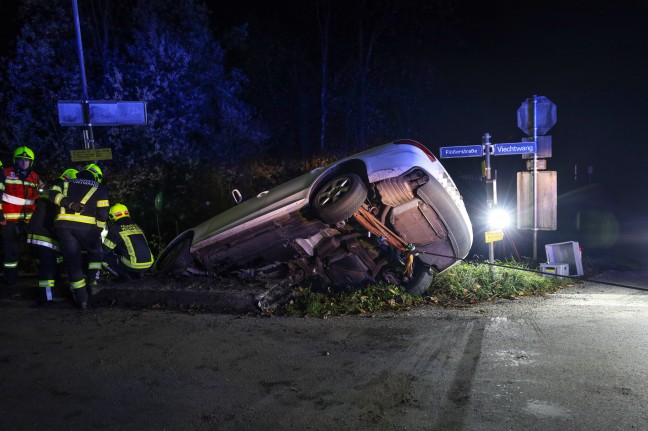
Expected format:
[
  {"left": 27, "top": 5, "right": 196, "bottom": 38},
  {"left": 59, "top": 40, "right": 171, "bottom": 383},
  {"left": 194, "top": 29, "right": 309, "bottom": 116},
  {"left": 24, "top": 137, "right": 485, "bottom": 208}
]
[{"left": 0, "top": 270, "right": 647, "bottom": 430}]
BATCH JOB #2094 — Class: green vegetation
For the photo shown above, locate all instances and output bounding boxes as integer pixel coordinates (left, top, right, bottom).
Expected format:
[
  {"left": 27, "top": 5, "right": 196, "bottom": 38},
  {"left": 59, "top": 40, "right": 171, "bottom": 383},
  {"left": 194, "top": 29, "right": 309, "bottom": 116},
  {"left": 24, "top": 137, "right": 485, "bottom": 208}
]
[
  {"left": 429, "top": 260, "right": 573, "bottom": 302},
  {"left": 282, "top": 285, "right": 424, "bottom": 318},
  {"left": 280, "top": 260, "right": 574, "bottom": 317}
]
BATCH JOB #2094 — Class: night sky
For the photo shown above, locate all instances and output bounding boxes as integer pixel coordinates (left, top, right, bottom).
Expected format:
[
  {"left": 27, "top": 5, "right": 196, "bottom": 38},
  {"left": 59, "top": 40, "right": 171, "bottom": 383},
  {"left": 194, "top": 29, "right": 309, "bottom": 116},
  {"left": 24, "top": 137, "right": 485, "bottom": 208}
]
[
  {"left": 431, "top": 1, "right": 647, "bottom": 194},
  {"left": 203, "top": 0, "right": 647, "bottom": 194},
  {"left": 2, "top": 0, "right": 647, "bottom": 259},
  {"left": 204, "top": 0, "right": 648, "bottom": 258},
  {"left": 3, "top": 0, "right": 645, "bottom": 179}
]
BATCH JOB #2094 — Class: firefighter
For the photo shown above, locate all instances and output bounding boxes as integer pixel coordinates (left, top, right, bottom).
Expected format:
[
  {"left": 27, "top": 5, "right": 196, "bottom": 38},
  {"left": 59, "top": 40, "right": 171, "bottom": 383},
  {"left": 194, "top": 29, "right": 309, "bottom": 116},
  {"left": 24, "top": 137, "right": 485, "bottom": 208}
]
[
  {"left": 50, "top": 163, "right": 109, "bottom": 309},
  {"left": 102, "top": 203, "right": 154, "bottom": 281},
  {"left": 0, "top": 146, "right": 43, "bottom": 286},
  {"left": 27, "top": 168, "right": 78, "bottom": 304}
]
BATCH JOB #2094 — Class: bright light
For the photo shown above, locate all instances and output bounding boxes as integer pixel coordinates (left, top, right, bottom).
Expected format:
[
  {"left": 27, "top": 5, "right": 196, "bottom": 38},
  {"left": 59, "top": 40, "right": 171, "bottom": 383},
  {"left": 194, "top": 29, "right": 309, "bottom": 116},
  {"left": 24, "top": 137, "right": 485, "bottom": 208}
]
[{"left": 488, "top": 207, "right": 511, "bottom": 229}]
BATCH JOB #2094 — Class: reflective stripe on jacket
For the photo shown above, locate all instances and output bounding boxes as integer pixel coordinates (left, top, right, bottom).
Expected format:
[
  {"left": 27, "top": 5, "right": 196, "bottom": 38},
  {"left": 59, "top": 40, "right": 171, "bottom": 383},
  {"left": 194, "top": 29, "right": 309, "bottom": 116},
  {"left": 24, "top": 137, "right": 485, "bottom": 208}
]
[
  {"left": 103, "top": 219, "right": 154, "bottom": 270},
  {"left": 26, "top": 234, "right": 61, "bottom": 253},
  {"left": 1, "top": 167, "right": 40, "bottom": 222},
  {"left": 51, "top": 178, "right": 109, "bottom": 229},
  {"left": 27, "top": 196, "right": 61, "bottom": 252}
]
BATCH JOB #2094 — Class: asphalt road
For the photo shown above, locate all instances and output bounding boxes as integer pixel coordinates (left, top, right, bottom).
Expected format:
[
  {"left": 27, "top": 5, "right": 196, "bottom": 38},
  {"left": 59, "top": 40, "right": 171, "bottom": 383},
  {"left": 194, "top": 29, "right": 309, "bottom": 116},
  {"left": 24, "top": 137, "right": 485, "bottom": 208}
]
[{"left": 0, "top": 270, "right": 647, "bottom": 430}]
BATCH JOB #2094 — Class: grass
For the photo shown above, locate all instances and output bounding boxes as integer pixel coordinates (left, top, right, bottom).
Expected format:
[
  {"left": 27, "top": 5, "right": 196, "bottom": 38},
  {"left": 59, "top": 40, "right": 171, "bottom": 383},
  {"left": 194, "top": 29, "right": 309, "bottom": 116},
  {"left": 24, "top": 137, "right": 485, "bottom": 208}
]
[
  {"left": 282, "top": 284, "right": 424, "bottom": 318},
  {"left": 429, "top": 259, "right": 573, "bottom": 303},
  {"left": 279, "top": 259, "right": 574, "bottom": 317}
]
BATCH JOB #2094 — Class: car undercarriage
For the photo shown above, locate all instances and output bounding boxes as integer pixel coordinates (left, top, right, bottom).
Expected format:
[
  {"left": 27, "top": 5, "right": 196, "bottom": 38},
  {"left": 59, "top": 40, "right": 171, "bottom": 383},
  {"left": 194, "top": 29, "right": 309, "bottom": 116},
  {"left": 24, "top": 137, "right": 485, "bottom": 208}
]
[{"left": 159, "top": 166, "right": 466, "bottom": 310}]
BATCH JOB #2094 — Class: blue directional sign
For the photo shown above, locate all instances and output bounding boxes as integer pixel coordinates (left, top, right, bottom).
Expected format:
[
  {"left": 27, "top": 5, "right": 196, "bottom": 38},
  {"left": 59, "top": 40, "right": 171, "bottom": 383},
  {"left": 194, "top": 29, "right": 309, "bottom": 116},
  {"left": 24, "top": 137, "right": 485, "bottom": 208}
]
[
  {"left": 58, "top": 100, "right": 147, "bottom": 126},
  {"left": 492, "top": 142, "right": 536, "bottom": 156},
  {"left": 440, "top": 145, "right": 484, "bottom": 158}
]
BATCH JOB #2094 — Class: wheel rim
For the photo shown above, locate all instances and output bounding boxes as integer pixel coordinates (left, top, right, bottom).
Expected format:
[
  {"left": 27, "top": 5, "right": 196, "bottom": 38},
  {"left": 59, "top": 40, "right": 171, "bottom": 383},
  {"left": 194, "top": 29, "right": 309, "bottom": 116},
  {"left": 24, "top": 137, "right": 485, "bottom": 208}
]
[{"left": 316, "top": 176, "right": 351, "bottom": 207}]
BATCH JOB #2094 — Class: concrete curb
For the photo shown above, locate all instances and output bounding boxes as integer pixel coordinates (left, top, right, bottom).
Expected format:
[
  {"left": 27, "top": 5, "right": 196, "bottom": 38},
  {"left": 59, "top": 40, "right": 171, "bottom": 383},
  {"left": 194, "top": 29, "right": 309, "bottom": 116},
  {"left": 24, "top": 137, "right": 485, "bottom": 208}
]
[{"left": 92, "top": 287, "right": 259, "bottom": 313}]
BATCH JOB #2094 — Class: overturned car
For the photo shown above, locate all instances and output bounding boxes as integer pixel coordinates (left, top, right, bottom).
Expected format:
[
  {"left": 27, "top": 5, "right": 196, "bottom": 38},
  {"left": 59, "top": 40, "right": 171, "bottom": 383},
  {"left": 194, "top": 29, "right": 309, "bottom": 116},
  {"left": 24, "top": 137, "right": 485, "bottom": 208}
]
[{"left": 156, "top": 139, "right": 473, "bottom": 307}]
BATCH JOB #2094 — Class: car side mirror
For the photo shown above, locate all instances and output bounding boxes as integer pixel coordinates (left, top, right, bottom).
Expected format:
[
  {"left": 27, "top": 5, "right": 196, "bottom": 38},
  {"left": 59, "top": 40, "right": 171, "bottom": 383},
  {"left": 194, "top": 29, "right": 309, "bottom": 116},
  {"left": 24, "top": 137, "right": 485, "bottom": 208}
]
[{"left": 232, "top": 189, "right": 243, "bottom": 205}]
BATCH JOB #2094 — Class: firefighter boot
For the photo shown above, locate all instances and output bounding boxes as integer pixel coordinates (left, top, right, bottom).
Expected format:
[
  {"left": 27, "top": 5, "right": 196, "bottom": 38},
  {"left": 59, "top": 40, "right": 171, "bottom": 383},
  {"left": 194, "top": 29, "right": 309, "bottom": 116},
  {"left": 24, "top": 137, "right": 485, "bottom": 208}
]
[
  {"left": 87, "top": 270, "right": 102, "bottom": 296},
  {"left": 37, "top": 287, "right": 52, "bottom": 305},
  {"left": 36, "top": 280, "right": 56, "bottom": 305},
  {"left": 72, "top": 287, "right": 89, "bottom": 309}
]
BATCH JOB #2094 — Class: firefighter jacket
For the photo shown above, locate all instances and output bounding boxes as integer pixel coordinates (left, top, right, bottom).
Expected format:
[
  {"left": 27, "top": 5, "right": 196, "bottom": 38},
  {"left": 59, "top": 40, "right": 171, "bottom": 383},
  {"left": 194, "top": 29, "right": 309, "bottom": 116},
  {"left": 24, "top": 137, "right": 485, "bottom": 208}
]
[
  {"left": 49, "top": 174, "right": 109, "bottom": 230},
  {"left": 103, "top": 217, "right": 154, "bottom": 270},
  {"left": 0, "top": 166, "right": 40, "bottom": 222},
  {"left": 26, "top": 193, "right": 62, "bottom": 253}
]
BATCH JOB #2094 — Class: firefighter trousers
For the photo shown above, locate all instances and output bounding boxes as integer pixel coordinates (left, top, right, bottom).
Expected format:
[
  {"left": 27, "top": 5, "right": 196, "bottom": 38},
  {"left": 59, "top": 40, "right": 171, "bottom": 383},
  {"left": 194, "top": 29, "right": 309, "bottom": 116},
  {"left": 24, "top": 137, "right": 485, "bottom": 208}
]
[
  {"left": 102, "top": 253, "right": 147, "bottom": 280},
  {"left": 55, "top": 225, "right": 102, "bottom": 306},
  {"left": 2, "top": 222, "right": 27, "bottom": 285},
  {"left": 30, "top": 244, "right": 63, "bottom": 303}
]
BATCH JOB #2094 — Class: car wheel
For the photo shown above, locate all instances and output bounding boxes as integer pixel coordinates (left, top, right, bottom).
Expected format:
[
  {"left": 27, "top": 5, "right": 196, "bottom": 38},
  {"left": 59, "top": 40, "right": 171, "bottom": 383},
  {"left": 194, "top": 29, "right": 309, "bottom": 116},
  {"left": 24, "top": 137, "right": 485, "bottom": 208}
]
[
  {"left": 404, "top": 260, "right": 435, "bottom": 296},
  {"left": 155, "top": 233, "right": 194, "bottom": 275},
  {"left": 312, "top": 173, "right": 367, "bottom": 224}
]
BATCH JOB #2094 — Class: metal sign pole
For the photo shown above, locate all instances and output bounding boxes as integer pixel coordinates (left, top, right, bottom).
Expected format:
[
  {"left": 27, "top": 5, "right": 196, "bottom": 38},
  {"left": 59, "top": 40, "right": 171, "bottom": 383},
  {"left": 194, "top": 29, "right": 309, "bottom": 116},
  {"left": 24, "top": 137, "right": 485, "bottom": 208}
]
[
  {"left": 532, "top": 95, "right": 538, "bottom": 260},
  {"left": 72, "top": 0, "right": 94, "bottom": 150},
  {"left": 482, "top": 132, "right": 495, "bottom": 267}
]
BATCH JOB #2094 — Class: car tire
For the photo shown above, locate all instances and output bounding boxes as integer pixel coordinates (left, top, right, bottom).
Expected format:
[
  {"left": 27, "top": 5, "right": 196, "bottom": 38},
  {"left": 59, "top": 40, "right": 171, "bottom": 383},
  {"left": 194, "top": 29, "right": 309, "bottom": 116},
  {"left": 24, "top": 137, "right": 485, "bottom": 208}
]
[
  {"left": 312, "top": 173, "right": 367, "bottom": 224},
  {"left": 155, "top": 233, "right": 194, "bottom": 275},
  {"left": 404, "top": 260, "right": 435, "bottom": 296}
]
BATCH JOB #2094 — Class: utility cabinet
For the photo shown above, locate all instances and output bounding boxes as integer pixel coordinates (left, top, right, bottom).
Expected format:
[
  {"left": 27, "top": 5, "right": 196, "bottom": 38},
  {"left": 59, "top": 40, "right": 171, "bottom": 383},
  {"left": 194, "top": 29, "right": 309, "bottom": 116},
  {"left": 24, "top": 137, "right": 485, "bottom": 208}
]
[
  {"left": 540, "top": 263, "right": 570, "bottom": 278},
  {"left": 545, "top": 241, "right": 584, "bottom": 276}
]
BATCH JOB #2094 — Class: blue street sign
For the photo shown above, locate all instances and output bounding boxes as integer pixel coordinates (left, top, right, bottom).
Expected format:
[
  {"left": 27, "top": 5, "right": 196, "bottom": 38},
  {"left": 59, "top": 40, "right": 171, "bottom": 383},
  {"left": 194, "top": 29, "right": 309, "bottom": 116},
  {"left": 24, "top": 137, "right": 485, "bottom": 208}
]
[
  {"left": 440, "top": 145, "right": 484, "bottom": 158},
  {"left": 58, "top": 100, "right": 147, "bottom": 126},
  {"left": 492, "top": 142, "right": 536, "bottom": 156}
]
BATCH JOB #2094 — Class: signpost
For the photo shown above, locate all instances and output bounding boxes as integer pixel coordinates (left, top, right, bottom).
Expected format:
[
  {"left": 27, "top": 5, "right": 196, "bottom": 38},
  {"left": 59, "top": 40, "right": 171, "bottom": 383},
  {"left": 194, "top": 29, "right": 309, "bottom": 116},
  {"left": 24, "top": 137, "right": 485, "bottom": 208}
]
[
  {"left": 516, "top": 95, "right": 557, "bottom": 260},
  {"left": 440, "top": 95, "right": 558, "bottom": 263},
  {"left": 441, "top": 133, "right": 528, "bottom": 266},
  {"left": 62, "top": 0, "right": 147, "bottom": 163}
]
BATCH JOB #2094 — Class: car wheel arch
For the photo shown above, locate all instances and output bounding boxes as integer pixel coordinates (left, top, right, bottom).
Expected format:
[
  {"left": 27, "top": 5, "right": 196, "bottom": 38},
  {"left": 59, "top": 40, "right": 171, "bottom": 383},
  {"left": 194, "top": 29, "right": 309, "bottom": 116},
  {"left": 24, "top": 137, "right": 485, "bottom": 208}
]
[
  {"left": 309, "top": 159, "right": 369, "bottom": 201},
  {"left": 155, "top": 231, "right": 195, "bottom": 275}
]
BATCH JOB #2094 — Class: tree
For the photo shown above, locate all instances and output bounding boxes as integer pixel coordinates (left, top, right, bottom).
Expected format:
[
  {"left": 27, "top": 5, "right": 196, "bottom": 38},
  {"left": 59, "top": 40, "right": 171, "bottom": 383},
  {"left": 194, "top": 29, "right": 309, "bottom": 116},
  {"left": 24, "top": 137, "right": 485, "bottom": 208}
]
[
  {"left": 234, "top": 0, "right": 452, "bottom": 156},
  {"left": 103, "top": 0, "right": 266, "bottom": 167},
  {"left": 0, "top": 0, "right": 265, "bottom": 171},
  {"left": 0, "top": 0, "right": 266, "bottom": 242},
  {"left": 0, "top": 0, "right": 80, "bottom": 171}
]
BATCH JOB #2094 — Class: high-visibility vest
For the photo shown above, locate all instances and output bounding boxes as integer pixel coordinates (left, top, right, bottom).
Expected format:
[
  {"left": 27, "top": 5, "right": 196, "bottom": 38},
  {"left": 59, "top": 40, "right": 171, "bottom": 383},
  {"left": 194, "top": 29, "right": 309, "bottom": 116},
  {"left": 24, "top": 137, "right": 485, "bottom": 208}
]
[{"left": 0, "top": 167, "right": 40, "bottom": 222}]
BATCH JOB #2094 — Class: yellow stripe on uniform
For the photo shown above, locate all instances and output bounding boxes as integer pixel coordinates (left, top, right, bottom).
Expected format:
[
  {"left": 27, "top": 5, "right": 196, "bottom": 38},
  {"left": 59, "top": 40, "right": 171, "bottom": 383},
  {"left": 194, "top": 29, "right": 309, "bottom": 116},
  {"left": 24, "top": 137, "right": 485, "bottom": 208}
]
[{"left": 56, "top": 214, "right": 98, "bottom": 224}]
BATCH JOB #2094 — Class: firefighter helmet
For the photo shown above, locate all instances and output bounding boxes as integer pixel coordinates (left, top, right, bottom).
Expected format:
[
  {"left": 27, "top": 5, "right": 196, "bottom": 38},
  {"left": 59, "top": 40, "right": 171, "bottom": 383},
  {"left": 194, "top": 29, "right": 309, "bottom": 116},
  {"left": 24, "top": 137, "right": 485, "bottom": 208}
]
[
  {"left": 109, "top": 203, "right": 130, "bottom": 221},
  {"left": 13, "top": 146, "right": 35, "bottom": 163},
  {"left": 59, "top": 168, "right": 78, "bottom": 181},
  {"left": 83, "top": 163, "right": 103, "bottom": 183}
]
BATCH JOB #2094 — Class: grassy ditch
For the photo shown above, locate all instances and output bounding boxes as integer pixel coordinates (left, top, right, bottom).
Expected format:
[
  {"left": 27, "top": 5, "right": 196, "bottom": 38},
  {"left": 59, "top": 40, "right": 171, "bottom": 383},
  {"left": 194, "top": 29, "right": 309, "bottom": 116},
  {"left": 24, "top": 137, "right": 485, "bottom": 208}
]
[{"left": 280, "top": 260, "right": 574, "bottom": 317}]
